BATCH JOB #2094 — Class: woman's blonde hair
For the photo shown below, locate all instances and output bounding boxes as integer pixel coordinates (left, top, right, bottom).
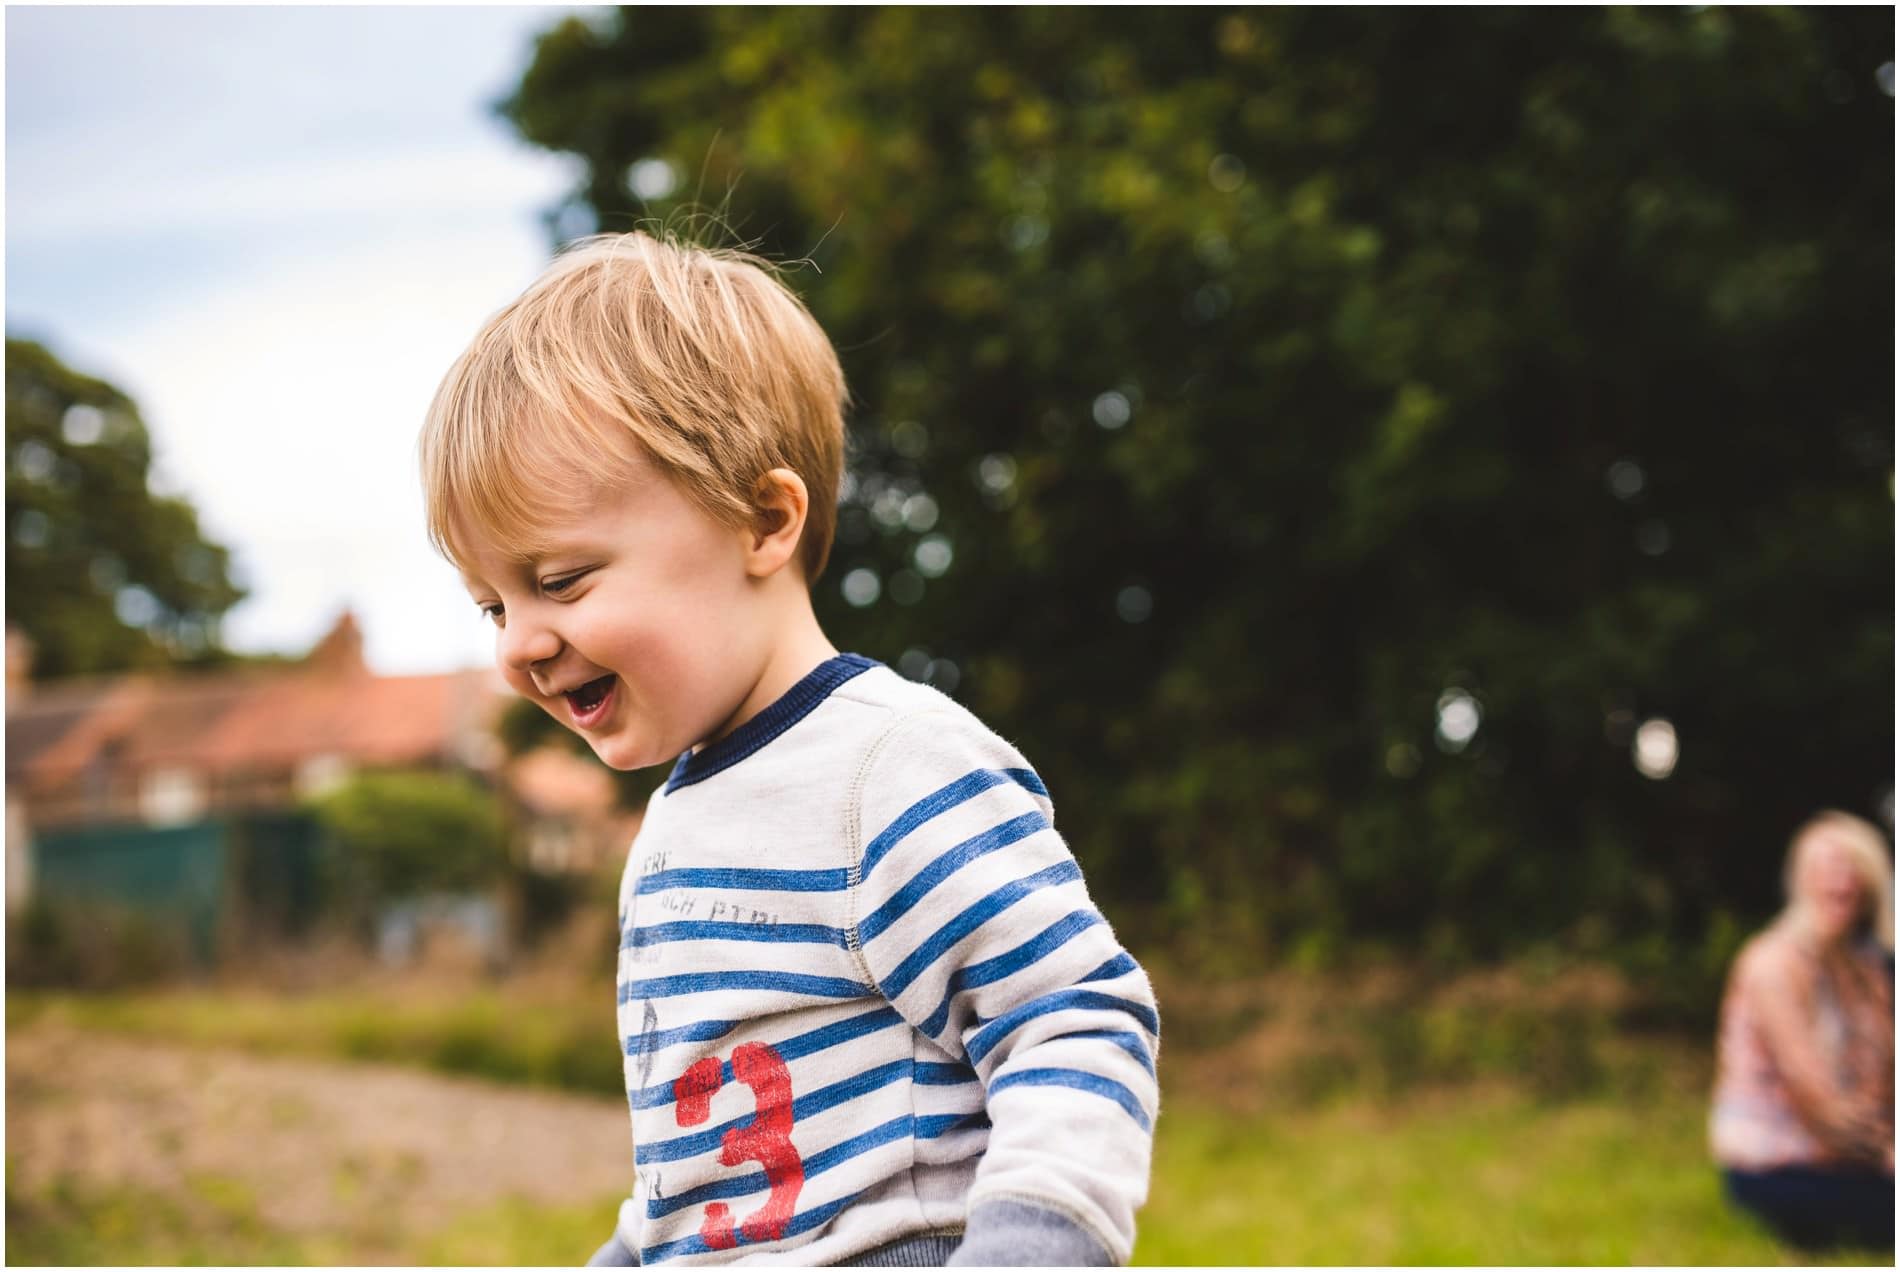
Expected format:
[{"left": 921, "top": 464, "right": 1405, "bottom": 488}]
[
  {"left": 1781, "top": 809, "right": 1895, "bottom": 950},
  {"left": 419, "top": 231, "right": 847, "bottom": 581}
]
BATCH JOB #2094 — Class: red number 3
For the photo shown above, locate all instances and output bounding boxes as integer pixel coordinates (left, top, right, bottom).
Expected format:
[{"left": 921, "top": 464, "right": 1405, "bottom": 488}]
[{"left": 673, "top": 1042, "right": 806, "bottom": 1249}]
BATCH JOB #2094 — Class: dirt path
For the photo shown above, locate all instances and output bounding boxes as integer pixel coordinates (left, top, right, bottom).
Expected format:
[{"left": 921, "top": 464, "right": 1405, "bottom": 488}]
[{"left": 7, "top": 1016, "right": 631, "bottom": 1258}]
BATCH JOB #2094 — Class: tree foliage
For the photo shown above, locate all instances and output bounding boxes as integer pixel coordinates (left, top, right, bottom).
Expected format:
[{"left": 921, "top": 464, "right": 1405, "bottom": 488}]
[
  {"left": 6, "top": 338, "right": 247, "bottom": 679},
  {"left": 309, "top": 770, "right": 507, "bottom": 902},
  {"left": 499, "top": 8, "right": 1893, "bottom": 963}
]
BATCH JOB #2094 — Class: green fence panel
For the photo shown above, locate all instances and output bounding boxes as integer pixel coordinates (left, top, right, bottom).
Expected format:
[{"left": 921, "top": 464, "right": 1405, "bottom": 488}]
[
  {"left": 228, "top": 811, "right": 329, "bottom": 936},
  {"left": 31, "top": 822, "right": 228, "bottom": 962}
]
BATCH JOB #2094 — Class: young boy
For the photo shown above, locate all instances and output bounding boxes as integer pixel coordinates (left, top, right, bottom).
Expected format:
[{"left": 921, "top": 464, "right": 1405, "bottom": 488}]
[{"left": 419, "top": 232, "right": 1159, "bottom": 1266}]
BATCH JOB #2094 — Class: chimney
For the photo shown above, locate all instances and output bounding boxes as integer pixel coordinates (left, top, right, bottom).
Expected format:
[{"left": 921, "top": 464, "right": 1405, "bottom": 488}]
[{"left": 306, "top": 610, "right": 368, "bottom": 678}]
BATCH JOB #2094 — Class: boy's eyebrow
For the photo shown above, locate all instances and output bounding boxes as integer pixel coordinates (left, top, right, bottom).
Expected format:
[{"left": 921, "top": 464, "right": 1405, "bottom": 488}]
[{"left": 457, "top": 542, "right": 593, "bottom": 594}]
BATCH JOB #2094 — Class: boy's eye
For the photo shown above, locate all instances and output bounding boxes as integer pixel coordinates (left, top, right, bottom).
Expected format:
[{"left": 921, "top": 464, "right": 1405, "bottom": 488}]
[
  {"left": 477, "top": 602, "right": 504, "bottom": 626},
  {"left": 542, "top": 569, "right": 592, "bottom": 596}
]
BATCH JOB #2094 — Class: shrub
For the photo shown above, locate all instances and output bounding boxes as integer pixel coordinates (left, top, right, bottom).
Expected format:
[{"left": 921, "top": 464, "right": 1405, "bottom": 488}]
[{"left": 307, "top": 770, "right": 507, "bottom": 908}]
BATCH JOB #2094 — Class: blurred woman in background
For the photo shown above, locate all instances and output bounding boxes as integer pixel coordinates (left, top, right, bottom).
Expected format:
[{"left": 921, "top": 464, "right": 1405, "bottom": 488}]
[{"left": 1710, "top": 810, "right": 1894, "bottom": 1251}]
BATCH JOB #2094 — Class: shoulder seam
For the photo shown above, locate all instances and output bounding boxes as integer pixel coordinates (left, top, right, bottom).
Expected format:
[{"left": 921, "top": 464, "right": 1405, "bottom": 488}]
[{"left": 841, "top": 706, "right": 916, "bottom": 987}]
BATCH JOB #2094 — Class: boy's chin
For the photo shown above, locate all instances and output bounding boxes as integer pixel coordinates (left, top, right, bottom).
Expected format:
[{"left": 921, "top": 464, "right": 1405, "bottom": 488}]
[{"left": 583, "top": 734, "right": 664, "bottom": 773}]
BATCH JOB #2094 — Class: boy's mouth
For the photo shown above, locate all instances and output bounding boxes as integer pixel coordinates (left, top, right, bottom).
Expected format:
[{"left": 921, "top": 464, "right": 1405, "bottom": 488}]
[{"left": 564, "top": 675, "right": 616, "bottom": 728}]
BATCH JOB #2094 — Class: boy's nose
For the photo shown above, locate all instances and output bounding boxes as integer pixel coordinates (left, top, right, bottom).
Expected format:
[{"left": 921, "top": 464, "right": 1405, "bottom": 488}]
[{"left": 498, "top": 618, "right": 562, "bottom": 674}]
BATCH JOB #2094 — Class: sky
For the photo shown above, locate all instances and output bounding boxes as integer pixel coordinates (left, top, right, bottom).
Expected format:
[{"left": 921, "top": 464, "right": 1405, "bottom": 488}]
[{"left": 6, "top": 4, "right": 602, "bottom": 675}]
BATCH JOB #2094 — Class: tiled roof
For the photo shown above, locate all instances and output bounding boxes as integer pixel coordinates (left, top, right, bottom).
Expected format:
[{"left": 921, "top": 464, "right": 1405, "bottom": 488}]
[
  {"left": 8, "top": 664, "right": 506, "bottom": 797},
  {"left": 507, "top": 745, "right": 619, "bottom": 818}
]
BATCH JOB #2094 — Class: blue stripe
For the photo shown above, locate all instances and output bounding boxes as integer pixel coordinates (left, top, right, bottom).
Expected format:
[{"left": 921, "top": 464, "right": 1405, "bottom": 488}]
[
  {"left": 636, "top": 866, "right": 848, "bottom": 895},
  {"left": 618, "top": 970, "right": 869, "bottom": 1004},
  {"left": 648, "top": 1116, "right": 913, "bottom": 1218},
  {"left": 990, "top": 1067, "right": 1152, "bottom": 1131},
  {"left": 914, "top": 1060, "right": 978, "bottom": 1085},
  {"left": 966, "top": 988, "right": 1160, "bottom": 1066},
  {"left": 862, "top": 767, "right": 1049, "bottom": 881},
  {"left": 624, "top": 1017, "right": 739, "bottom": 1057},
  {"left": 623, "top": 920, "right": 851, "bottom": 950},
  {"left": 627, "top": 1007, "right": 905, "bottom": 1111},
  {"left": 1060, "top": 1028, "right": 1157, "bottom": 1076},
  {"left": 919, "top": 909, "right": 1106, "bottom": 1037},
  {"left": 637, "top": 1060, "right": 913, "bottom": 1165},
  {"left": 879, "top": 861, "right": 1083, "bottom": 999},
  {"left": 1079, "top": 951, "right": 1139, "bottom": 983},
  {"left": 920, "top": 1109, "right": 990, "bottom": 1138},
  {"left": 646, "top": 1106, "right": 992, "bottom": 1221},
  {"left": 857, "top": 811, "right": 1050, "bottom": 944},
  {"left": 641, "top": 1188, "right": 865, "bottom": 1262}
]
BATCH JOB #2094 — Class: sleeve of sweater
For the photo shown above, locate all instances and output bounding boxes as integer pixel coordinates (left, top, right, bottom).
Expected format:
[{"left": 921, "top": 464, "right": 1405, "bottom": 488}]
[{"left": 848, "top": 709, "right": 1160, "bottom": 1266}]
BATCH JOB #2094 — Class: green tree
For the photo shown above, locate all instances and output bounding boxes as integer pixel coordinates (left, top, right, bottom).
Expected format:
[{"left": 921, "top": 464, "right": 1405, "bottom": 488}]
[
  {"left": 499, "top": 8, "right": 1893, "bottom": 964},
  {"left": 6, "top": 337, "right": 247, "bottom": 678}
]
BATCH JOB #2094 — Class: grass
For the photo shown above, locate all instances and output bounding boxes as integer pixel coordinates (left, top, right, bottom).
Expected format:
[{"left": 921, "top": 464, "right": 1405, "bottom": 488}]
[
  {"left": 1136, "top": 1090, "right": 1883, "bottom": 1265},
  {"left": 7, "top": 980, "right": 624, "bottom": 1096},
  {"left": 9, "top": 966, "right": 1892, "bottom": 1266},
  {"left": 4, "top": 1165, "right": 623, "bottom": 1267},
  {"left": 12, "top": 1085, "right": 1879, "bottom": 1267},
  {"left": 6, "top": 1165, "right": 314, "bottom": 1267}
]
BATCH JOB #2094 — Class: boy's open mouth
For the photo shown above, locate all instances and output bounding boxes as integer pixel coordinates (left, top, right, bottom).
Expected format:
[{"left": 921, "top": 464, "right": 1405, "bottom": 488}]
[{"left": 564, "top": 675, "right": 615, "bottom": 724}]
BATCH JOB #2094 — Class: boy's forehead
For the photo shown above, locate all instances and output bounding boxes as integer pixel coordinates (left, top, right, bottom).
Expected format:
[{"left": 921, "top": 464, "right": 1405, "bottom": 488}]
[{"left": 449, "top": 480, "right": 645, "bottom": 582}]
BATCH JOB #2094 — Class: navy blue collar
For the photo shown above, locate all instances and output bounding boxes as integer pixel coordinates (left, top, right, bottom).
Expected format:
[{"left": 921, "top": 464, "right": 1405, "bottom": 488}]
[{"left": 665, "top": 653, "right": 878, "bottom": 793}]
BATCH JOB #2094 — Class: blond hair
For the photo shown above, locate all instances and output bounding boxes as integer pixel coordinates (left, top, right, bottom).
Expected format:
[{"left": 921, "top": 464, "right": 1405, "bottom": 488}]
[
  {"left": 420, "top": 232, "right": 847, "bottom": 581},
  {"left": 1781, "top": 809, "right": 1895, "bottom": 950}
]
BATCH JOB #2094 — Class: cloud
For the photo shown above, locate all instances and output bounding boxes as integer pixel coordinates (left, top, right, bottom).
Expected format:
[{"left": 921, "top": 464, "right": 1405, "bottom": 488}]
[
  {"left": 101, "top": 219, "right": 560, "bottom": 675},
  {"left": 4, "top": 5, "right": 594, "bottom": 675},
  {"left": 11, "top": 141, "right": 582, "bottom": 249}
]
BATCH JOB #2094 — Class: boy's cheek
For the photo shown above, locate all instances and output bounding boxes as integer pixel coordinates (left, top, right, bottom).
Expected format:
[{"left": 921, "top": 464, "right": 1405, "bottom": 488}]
[{"left": 501, "top": 665, "right": 546, "bottom": 706}]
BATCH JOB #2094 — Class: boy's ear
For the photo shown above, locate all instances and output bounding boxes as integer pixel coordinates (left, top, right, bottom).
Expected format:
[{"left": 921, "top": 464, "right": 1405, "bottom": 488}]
[{"left": 745, "top": 468, "right": 809, "bottom": 579}]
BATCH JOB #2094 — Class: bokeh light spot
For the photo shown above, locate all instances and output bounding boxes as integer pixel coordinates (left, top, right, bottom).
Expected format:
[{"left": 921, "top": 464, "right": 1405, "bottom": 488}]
[
  {"left": 1435, "top": 689, "right": 1481, "bottom": 752},
  {"left": 115, "top": 584, "right": 161, "bottom": 627},
  {"left": 914, "top": 535, "right": 954, "bottom": 578},
  {"left": 1004, "top": 214, "right": 1049, "bottom": 251},
  {"left": 12, "top": 509, "right": 51, "bottom": 549},
  {"left": 889, "top": 420, "right": 929, "bottom": 459},
  {"left": 626, "top": 157, "right": 678, "bottom": 201},
  {"left": 16, "top": 441, "right": 55, "bottom": 483},
  {"left": 1633, "top": 718, "right": 1678, "bottom": 780},
  {"left": 902, "top": 493, "right": 939, "bottom": 533},
  {"left": 1115, "top": 585, "right": 1153, "bottom": 624},
  {"left": 1191, "top": 284, "right": 1231, "bottom": 321},
  {"left": 841, "top": 568, "right": 880, "bottom": 607},
  {"left": 871, "top": 487, "right": 908, "bottom": 531},
  {"left": 1606, "top": 459, "right": 1645, "bottom": 501},
  {"left": 61, "top": 404, "right": 105, "bottom": 446},
  {"left": 1092, "top": 391, "right": 1131, "bottom": 430},
  {"left": 976, "top": 453, "right": 1018, "bottom": 496}
]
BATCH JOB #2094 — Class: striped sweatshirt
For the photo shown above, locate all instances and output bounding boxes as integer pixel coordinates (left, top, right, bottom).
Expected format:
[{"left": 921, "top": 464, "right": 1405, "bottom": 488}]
[{"left": 608, "top": 654, "right": 1160, "bottom": 1265}]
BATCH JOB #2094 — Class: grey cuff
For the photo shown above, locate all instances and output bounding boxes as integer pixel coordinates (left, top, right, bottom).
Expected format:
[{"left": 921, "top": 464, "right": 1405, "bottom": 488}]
[
  {"left": 947, "top": 1199, "right": 1116, "bottom": 1267},
  {"left": 585, "top": 1232, "right": 639, "bottom": 1267},
  {"left": 842, "top": 1233, "right": 966, "bottom": 1266}
]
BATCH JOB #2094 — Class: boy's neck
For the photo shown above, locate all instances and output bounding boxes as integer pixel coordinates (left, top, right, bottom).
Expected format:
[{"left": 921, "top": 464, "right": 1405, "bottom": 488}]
[{"left": 696, "top": 594, "right": 839, "bottom": 752}]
